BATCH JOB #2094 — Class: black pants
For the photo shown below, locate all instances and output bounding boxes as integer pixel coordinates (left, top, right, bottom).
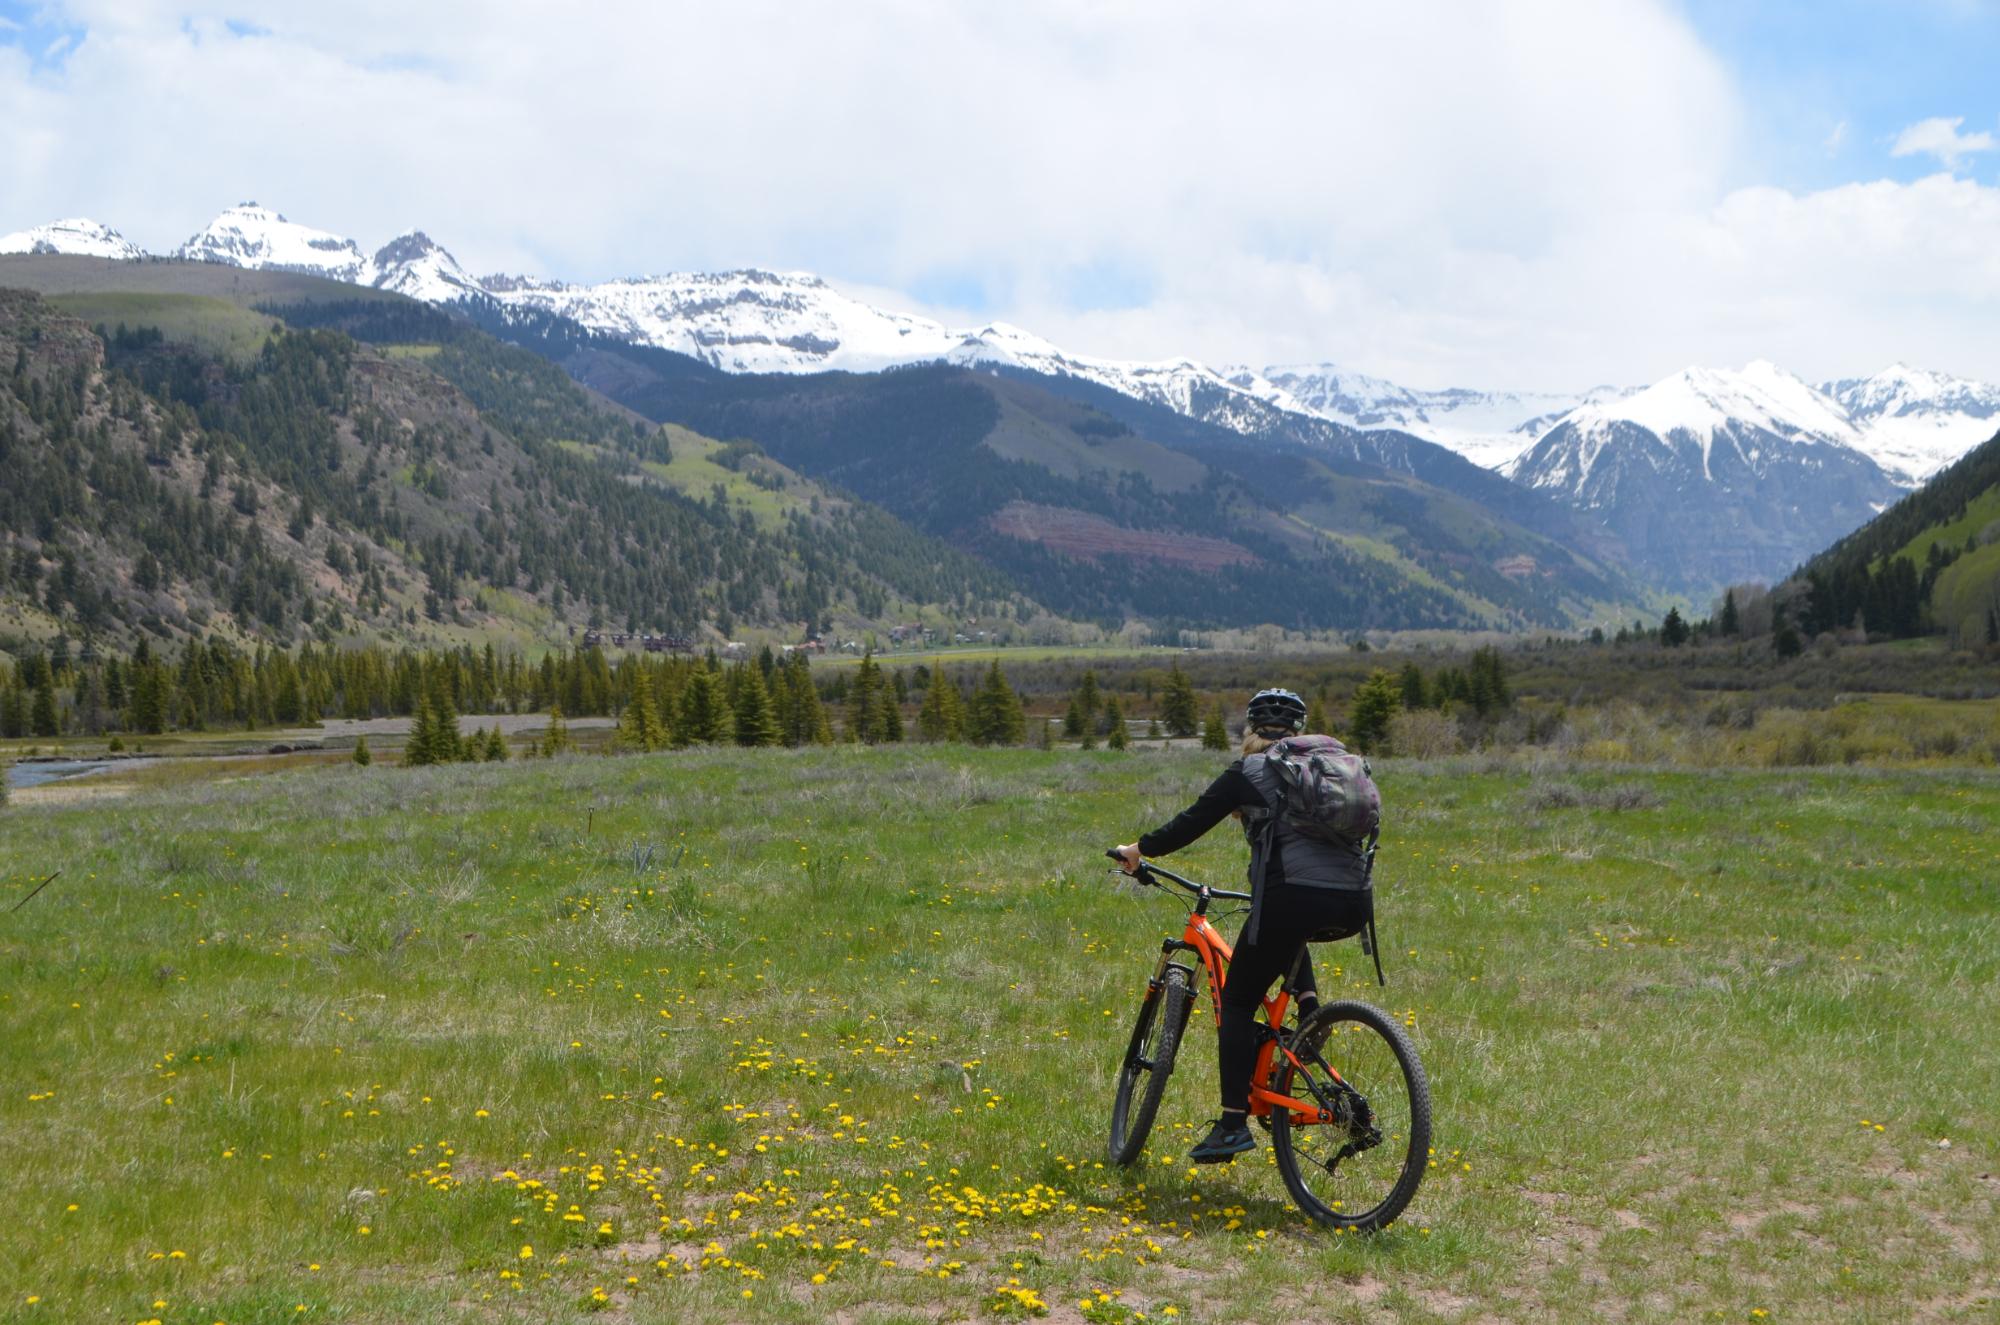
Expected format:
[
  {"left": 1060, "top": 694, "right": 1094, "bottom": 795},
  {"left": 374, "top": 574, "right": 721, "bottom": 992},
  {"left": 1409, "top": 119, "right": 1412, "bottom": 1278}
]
[{"left": 1218, "top": 883, "right": 1372, "bottom": 1112}]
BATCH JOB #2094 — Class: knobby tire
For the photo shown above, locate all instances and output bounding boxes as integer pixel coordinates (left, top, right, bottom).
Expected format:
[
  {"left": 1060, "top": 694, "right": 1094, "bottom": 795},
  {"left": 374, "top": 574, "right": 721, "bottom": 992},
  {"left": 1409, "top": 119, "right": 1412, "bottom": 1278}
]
[{"left": 1107, "top": 965, "right": 1192, "bottom": 1165}]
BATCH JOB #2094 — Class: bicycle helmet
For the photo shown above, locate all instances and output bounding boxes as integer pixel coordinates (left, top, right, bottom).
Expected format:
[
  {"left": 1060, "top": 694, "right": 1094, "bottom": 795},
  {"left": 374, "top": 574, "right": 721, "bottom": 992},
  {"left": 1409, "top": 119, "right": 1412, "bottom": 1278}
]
[{"left": 1245, "top": 687, "right": 1307, "bottom": 735}]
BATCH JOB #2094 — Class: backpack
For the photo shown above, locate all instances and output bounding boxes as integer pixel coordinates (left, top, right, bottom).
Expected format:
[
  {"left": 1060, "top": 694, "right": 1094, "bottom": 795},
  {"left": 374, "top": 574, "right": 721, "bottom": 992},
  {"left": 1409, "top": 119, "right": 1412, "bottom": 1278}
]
[{"left": 1258, "top": 734, "right": 1381, "bottom": 847}]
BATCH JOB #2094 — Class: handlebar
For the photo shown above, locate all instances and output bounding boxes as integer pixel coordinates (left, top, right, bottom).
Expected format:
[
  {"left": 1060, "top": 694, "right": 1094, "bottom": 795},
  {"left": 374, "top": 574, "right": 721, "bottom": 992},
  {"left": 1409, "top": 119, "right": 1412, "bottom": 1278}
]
[{"left": 1105, "top": 849, "right": 1252, "bottom": 902}]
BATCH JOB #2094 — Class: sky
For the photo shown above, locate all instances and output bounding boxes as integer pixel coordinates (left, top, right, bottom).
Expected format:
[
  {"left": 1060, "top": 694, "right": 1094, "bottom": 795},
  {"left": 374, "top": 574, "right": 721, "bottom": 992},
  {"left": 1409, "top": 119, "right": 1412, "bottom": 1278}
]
[{"left": 2, "top": 0, "right": 1998, "bottom": 391}]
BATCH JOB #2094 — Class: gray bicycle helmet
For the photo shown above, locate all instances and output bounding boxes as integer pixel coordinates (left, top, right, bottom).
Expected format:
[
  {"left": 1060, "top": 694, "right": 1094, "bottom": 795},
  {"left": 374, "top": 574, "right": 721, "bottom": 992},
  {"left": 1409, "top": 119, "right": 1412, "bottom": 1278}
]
[{"left": 1245, "top": 687, "right": 1307, "bottom": 735}]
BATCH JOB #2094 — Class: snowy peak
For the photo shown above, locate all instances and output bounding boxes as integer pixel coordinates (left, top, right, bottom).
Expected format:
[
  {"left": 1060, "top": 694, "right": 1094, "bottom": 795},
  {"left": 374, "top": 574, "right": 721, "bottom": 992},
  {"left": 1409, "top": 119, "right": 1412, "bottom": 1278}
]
[
  {"left": 0, "top": 217, "right": 142, "bottom": 260},
  {"left": 478, "top": 267, "right": 961, "bottom": 373},
  {"left": 175, "top": 202, "right": 371, "bottom": 282},
  {"left": 1250, "top": 363, "right": 1615, "bottom": 472},
  {"left": 370, "top": 230, "right": 484, "bottom": 303},
  {"left": 1815, "top": 364, "right": 2000, "bottom": 482},
  {"left": 1825, "top": 363, "right": 2000, "bottom": 421},
  {"left": 1567, "top": 360, "right": 1861, "bottom": 452}
]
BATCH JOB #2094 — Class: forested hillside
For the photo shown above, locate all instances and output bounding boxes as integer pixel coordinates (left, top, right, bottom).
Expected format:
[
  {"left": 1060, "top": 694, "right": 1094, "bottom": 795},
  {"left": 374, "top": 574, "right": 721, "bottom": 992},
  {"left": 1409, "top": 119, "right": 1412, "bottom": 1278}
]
[
  {"left": 0, "top": 279, "right": 1033, "bottom": 654},
  {"left": 1794, "top": 429, "right": 2000, "bottom": 644},
  {"left": 450, "top": 302, "right": 1639, "bottom": 632}
]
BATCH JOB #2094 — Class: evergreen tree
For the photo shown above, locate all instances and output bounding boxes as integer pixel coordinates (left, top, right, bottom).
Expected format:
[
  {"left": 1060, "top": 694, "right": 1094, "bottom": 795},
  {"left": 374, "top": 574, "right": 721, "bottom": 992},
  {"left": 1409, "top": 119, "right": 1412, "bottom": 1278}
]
[
  {"left": 1773, "top": 615, "right": 1804, "bottom": 659},
  {"left": 1200, "top": 700, "right": 1229, "bottom": 751},
  {"left": 1105, "top": 695, "right": 1129, "bottom": 750},
  {"left": 1348, "top": 669, "right": 1402, "bottom": 755},
  {"left": 1397, "top": 662, "right": 1428, "bottom": 711},
  {"left": 732, "top": 664, "right": 781, "bottom": 747},
  {"left": 428, "top": 678, "right": 463, "bottom": 762},
  {"left": 875, "top": 686, "right": 904, "bottom": 743},
  {"left": 847, "top": 650, "right": 883, "bottom": 743},
  {"left": 1305, "top": 697, "right": 1329, "bottom": 736},
  {"left": 30, "top": 670, "right": 59, "bottom": 738},
  {"left": 1660, "top": 606, "right": 1691, "bottom": 648},
  {"left": 966, "top": 661, "right": 1025, "bottom": 745},
  {"left": 678, "top": 669, "right": 731, "bottom": 744},
  {"left": 1720, "top": 589, "right": 1741, "bottom": 636},
  {"left": 541, "top": 704, "right": 574, "bottom": 757},
  {"left": 483, "top": 726, "right": 509, "bottom": 761},
  {"left": 403, "top": 692, "right": 438, "bottom": 767},
  {"left": 917, "top": 669, "right": 964, "bottom": 742},
  {"left": 1160, "top": 663, "right": 1199, "bottom": 738},
  {"left": 618, "top": 669, "right": 668, "bottom": 751},
  {"left": 352, "top": 734, "right": 372, "bottom": 766}
]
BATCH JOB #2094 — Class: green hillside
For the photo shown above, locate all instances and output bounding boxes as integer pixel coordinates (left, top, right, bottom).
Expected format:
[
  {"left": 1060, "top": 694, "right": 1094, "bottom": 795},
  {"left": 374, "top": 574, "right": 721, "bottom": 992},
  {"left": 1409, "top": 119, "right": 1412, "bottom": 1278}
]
[
  {"left": 1796, "top": 429, "right": 2000, "bottom": 644},
  {"left": 0, "top": 271, "right": 1037, "bottom": 656}
]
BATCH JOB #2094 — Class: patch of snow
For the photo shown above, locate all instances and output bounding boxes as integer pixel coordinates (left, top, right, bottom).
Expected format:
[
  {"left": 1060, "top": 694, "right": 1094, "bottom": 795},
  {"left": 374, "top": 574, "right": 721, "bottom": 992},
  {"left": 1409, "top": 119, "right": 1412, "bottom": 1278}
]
[
  {"left": 0, "top": 217, "right": 142, "bottom": 260},
  {"left": 174, "top": 202, "right": 372, "bottom": 282}
]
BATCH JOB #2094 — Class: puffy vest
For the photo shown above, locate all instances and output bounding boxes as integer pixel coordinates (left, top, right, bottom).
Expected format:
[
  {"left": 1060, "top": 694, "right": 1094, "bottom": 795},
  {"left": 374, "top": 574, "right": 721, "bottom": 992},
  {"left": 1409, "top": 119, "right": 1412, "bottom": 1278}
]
[{"left": 1240, "top": 751, "right": 1374, "bottom": 893}]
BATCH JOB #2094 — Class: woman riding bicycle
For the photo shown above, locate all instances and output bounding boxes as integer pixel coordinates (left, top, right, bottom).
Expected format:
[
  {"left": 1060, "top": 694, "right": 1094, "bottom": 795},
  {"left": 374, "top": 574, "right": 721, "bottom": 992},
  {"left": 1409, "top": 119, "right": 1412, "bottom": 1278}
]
[{"left": 1112, "top": 688, "right": 1373, "bottom": 1163}]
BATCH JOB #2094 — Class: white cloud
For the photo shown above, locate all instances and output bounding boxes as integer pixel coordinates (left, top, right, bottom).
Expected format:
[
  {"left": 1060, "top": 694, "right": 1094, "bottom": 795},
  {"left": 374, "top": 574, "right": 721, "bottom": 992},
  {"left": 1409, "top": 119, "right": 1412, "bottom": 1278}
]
[
  {"left": 1823, "top": 119, "right": 1848, "bottom": 152},
  {"left": 3, "top": 2, "right": 1998, "bottom": 389},
  {"left": 1890, "top": 115, "right": 1998, "bottom": 169}
]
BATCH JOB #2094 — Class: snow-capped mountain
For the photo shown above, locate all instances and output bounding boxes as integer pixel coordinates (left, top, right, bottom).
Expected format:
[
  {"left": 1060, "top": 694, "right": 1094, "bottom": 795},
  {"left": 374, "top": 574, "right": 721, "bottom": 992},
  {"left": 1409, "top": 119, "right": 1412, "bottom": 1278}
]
[
  {"left": 0, "top": 217, "right": 142, "bottom": 260},
  {"left": 11, "top": 201, "right": 2000, "bottom": 590},
  {"left": 1822, "top": 364, "right": 2000, "bottom": 483},
  {"left": 474, "top": 268, "right": 961, "bottom": 373},
  {"left": 1244, "top": 365, "right": 1634, "bottom": 472},
  {"left": 1510, "top": 362, "right": 1901, "bottom": 589},
  {"left": 368, "top": 230, "right": 486, "bottom": 303},
  {"left": 174, "top": 202, "right": 372, "bottom": 283}
]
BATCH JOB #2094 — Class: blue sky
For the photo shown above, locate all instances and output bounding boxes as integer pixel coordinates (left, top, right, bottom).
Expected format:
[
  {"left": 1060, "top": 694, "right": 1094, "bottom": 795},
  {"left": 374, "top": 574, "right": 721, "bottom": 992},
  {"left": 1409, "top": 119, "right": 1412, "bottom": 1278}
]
[
  {"left": 1679, "top": 0, "right": 2000, "bottom": 189},
  {"left": 4, "top": 2, "right": 2000, "bottom": 387}
]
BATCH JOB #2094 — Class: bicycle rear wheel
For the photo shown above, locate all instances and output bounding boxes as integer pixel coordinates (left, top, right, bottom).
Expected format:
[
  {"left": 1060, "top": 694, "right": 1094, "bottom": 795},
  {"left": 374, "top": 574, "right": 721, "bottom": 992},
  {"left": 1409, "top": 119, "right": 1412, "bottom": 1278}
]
[
  {"left": 1107, "top": 964, "right": 1193, "bottom": 1165},
  {"left": 1269, "top": 999, "right": 1430, "bottom": 1231}
]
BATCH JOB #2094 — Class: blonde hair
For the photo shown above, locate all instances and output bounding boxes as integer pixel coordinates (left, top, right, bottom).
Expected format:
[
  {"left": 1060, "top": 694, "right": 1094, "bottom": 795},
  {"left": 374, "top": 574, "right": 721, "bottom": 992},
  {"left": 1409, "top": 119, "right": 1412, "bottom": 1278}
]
[{"left": 1240, "top": 730, "right": 1278, "bottom": 757}]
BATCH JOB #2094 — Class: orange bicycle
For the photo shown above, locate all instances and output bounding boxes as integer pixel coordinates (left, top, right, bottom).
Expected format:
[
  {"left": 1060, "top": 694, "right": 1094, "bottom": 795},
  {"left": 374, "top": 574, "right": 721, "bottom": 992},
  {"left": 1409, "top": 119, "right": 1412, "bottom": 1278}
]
[{"left": 1103, "top": 852, "right": 1430, "bottom": 1231}]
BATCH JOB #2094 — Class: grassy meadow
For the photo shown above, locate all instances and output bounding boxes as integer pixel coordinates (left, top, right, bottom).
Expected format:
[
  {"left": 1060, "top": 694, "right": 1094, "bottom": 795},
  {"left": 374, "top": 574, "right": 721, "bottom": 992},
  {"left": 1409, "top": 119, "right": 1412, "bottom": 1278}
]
[{"left": 1, "top": 745, "right": 1996, "bottom": 1323}]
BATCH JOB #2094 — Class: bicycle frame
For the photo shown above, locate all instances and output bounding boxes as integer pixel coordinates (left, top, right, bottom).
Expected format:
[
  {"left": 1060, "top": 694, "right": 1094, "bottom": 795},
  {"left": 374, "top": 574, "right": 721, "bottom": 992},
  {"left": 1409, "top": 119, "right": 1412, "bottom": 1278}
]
[{"left": 1127, "top": 859, "right": 1344, "bottom": 1127}]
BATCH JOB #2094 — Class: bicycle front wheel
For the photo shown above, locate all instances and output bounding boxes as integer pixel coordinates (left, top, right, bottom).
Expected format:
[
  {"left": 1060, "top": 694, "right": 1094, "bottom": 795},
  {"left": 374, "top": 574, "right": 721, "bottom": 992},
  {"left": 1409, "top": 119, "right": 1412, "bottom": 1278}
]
[
  {"left": 1107, "top": 964, "right": 1193, "bottom": 1165},
  {"left": 1269, "top": 999, "right": 1431, "bottom": 1231}
]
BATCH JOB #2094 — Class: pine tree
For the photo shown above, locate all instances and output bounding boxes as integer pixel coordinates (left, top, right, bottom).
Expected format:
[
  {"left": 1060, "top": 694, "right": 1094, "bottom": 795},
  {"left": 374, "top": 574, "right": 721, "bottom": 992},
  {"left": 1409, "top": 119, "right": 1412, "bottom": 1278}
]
[
  {"left": 679, "top": 669, "right": 730, "bottom": 744},
  {"left": 1773, "top": 615, "right": 1804, "bottom": 659},
  {"left": 541, "top": 704, "right": 574, "bottom": 757},
  {"left": 352, "top": 734, "right": 372, "bottom": 767},
  {"left": 1305, "top": 697, "right": 1329, "bottom": 736},
  {"left": 1349, "top": 670, "right": 1402, "bottom": 754},
  {"left": 1660, "top": 606, "right": 1690, "bottom": 648},
  {"left": 1720, "top": 589, "right": 1741, "bottom": 636},
  {"left": 847, "top": 650, "right": 882, "bottom": 743},
  {"left": 1200, "top": 701, "right": 1229, "bottom": 751},
  {"left": 403, "top": 693, "right": 438, "bottom": 767},
  {"left": 917, "top": 670, "right": 964, "bottom": 742},
  {"left": 732, "top": 664, "right": 781, "bottom": 747},
  {"left": 1105, "top": 695, "right": 1128, "bottom": 750},
  {"left": 484, "top": 726, "right": 509, "bottom": 761},
  {"left": 618, "top": 670, "right": 668, "bottom": 752},
  {"left": 777, "top": 653, "right": 831, "bottom": 747},
  {"left": 966, "top": 661, "right": 1025, "bottom": 745},
  {"left": 30, "top": 671, "right": 59, "bottom": 738},
  {"left": 1160, "top": 663, "right": 1199, "bottom": 738},
  {"left": 1398, "top": 662, "right": 1428, "bottom": 710},
  {"left": 428, "top": 678, "right": 463, "bottom": 762},
  {"left": 875, "top": 686, "right": 904, "bottom": 743}
]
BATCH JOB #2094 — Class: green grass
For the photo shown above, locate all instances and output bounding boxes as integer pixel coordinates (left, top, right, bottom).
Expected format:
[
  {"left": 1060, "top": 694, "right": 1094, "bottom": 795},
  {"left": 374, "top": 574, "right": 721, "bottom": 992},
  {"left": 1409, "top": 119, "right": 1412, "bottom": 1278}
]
[
  {"left": 1, "top": 748, "right": 1995, "bottom": 1323},
  {"left": 46, "top": 293, "right": 280, "bottom": 362},
  {"left": 380, "top": 343, "right": 445, "bottom": 359},
  {"left": 1892, "top": 485, "right": 2000, "bottom": 571}
]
